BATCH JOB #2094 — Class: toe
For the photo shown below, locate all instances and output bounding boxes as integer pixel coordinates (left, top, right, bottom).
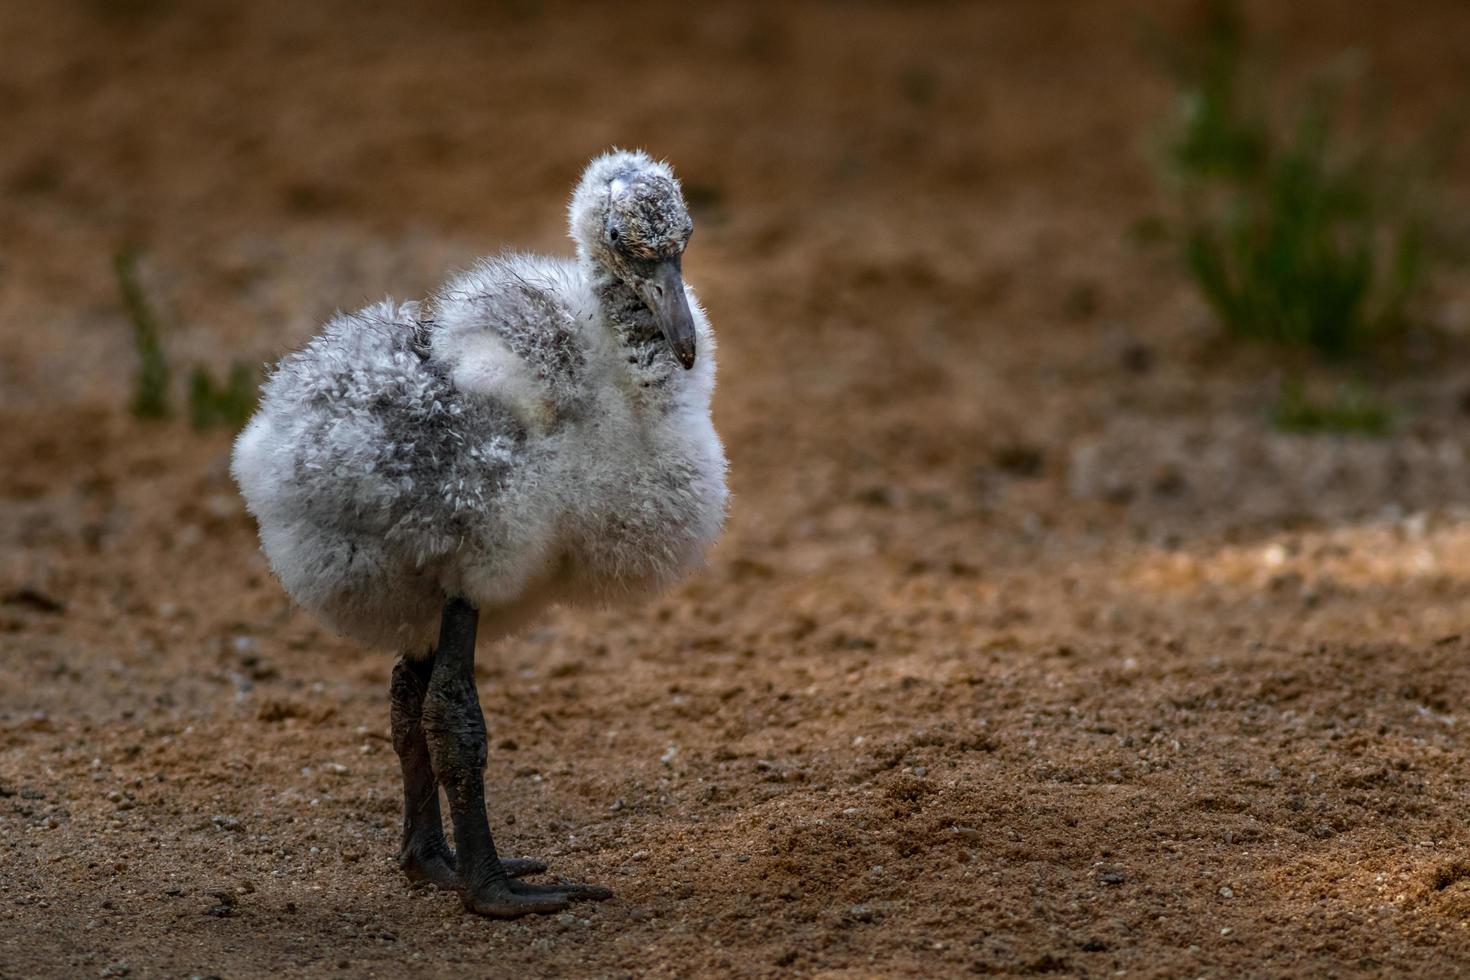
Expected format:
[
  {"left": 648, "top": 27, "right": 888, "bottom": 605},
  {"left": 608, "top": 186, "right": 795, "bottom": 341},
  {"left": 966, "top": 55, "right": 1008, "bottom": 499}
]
[
  {"left": 463, "top": 890, "right": 569, "bottom": 919},
  {"left": 499, "top": 856, "right": 549, "bottom": 878},
  {"left": 512, "top": 880, "right": 613, "bottom": 902},
  {"left": 554, "top": 882, "right": 613, "bottom": 902}
]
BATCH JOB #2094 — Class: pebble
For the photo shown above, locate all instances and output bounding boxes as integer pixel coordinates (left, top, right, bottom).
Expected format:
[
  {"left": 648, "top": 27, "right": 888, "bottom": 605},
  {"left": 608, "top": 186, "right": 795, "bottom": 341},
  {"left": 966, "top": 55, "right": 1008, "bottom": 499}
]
[
  {"left": 205, "top": 892, "right": 236, "bottom": 918},
  {"left": 1218, "top": 885, "right": 1235, "bottom": 899}
]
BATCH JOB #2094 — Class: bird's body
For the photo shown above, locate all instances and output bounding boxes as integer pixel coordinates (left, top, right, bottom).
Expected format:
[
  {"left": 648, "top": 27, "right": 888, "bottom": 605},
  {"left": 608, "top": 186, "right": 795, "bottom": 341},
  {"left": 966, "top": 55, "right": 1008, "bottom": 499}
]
[
  {"left": 233, "top": 252, "right": 725, "bottom": 651},
  {"left": 231, "top": 150, "right": 726, "bottom": 918}
]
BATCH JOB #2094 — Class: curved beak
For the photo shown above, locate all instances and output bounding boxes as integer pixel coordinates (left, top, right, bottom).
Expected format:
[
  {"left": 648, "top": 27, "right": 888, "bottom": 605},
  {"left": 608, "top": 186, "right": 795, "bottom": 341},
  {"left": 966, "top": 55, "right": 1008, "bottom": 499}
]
[{"left": 640, "top": 259, "right": 697, "bottom": 370}]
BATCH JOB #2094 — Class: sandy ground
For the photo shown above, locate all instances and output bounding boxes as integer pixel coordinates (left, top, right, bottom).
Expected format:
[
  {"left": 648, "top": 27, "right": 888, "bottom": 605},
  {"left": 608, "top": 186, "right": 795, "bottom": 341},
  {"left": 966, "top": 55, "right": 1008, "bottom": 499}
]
[{"left": 6, "top": 1, "right": 1470, "bottom": 976}]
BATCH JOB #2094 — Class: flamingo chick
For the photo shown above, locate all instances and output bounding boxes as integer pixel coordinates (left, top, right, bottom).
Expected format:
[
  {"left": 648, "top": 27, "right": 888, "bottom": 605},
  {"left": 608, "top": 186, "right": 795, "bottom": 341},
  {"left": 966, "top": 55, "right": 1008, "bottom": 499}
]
[{"left": 232, "top": 149, "right": 728, "bottom": 918}]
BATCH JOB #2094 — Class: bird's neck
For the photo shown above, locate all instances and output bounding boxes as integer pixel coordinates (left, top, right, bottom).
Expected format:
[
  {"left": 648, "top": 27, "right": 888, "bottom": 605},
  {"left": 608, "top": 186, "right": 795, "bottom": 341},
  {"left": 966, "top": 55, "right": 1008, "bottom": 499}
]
[{"left": 589, "top": 266, "right": 681, "bottom": 396}]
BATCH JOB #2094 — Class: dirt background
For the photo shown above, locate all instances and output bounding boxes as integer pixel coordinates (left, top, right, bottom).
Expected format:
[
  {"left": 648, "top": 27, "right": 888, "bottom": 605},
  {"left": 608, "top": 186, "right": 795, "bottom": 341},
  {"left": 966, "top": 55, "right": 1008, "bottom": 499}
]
[{"left": 6, "top": 1, "right": 1470, "bottom": 976}]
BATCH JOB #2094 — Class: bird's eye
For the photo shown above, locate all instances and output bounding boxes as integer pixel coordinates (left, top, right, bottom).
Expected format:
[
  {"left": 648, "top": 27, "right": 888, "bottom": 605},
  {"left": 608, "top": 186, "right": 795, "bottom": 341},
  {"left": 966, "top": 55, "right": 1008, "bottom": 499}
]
[{"left": 608, "top": 228, "right": 620, "bottom": 244}]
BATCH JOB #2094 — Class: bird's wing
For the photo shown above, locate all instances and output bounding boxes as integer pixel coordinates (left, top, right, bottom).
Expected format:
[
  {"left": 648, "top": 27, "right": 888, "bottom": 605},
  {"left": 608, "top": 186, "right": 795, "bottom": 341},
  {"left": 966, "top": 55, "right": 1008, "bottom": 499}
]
[
  {"left": 253, "top": 299, "right": 527, "bottom": 567},
  {"left": 428, "top": 255, "right": 591, "bottom": 428}
]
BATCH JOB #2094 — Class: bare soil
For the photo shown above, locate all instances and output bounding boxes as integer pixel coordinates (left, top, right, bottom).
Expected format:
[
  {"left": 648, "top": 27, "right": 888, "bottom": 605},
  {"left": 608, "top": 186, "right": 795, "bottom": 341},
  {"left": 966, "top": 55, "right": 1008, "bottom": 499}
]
[{"left": 6, "top": 1, "right": 1470, "bottom": 977}]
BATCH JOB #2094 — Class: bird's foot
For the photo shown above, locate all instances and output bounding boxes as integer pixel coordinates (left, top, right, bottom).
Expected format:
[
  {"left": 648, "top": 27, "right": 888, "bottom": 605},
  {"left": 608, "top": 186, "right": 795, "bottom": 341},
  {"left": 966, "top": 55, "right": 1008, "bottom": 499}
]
[
  {"left": 399, "top": 834, "right": 459, "bottom": 889},
  {"left": 461, "top": 878, "right": 613, "bottom": 920},
  {"left": 400, "top": 836, "right": 548, "bottom": 888}
]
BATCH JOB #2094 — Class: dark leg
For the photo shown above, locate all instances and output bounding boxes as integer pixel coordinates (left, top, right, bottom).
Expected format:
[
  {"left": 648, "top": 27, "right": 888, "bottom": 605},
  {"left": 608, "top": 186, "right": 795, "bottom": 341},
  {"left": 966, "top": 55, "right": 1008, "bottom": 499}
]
[
  {"left": 422, "top": 598, "right": 612, "bottom": 918},
  {"left": 391, "top": 653, "right": 459, "bottom": 887},
  {"left": 391, "top": 652, "right": 548, "bottom": 886}
]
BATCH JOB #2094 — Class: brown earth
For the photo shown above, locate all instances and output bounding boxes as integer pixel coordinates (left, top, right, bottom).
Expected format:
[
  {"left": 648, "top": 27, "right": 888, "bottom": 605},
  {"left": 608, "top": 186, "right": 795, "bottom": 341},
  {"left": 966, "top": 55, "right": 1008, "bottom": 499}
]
[{"left": 6, "top": 1, "right": 1470, "bottom": 977}]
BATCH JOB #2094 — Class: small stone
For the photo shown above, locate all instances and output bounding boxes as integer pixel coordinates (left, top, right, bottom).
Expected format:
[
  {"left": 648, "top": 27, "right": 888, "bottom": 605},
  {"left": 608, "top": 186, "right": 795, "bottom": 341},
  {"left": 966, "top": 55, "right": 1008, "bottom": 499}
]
[
  {"left": 3, "top": 588, "right": 65, "bottom": 615},
  {"left": 1120, "top": 341, "right": 1154, "bottom": 374},
  {"left": 849, "top": 905, "right": 879, "bottom": 923},
  {"left": 1219, "top": 885, "right": 1234, "bottom": 899},
  {"left": 205, "top": 891, "right": 236, "bottom": 918}
]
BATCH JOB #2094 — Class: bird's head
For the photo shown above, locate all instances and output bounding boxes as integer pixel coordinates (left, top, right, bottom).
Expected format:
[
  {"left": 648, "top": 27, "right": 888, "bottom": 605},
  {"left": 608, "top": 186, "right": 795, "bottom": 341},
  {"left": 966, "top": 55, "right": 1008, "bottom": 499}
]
[{"left": 570, "top": 148, "right": 697, "bottom": 369}]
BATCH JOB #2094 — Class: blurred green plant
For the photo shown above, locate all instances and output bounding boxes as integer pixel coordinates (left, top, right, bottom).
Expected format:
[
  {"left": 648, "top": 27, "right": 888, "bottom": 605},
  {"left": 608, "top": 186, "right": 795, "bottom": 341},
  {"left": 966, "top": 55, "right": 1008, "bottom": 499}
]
[
  {"left": 188, "top": 363, "right": 257, "bottom": 432},
  {"left": 114, "top": 247, "right": 171, "bottom": 419},
  {"left": 113, "top": 247, "right": 258, "bottom": 431},
  {"left": 1155, "top": 0, "right": 1439, "bottom": 361},
  {"left": 1271, "top": 378, "right": 1395, "bottom": 436}
]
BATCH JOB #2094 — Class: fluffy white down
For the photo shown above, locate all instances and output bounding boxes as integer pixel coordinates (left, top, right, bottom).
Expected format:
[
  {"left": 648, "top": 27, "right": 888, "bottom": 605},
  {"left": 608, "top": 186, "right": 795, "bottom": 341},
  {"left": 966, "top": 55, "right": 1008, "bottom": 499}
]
[{"left": 233, "top": 154, "right": 727, "bottom": 652}]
